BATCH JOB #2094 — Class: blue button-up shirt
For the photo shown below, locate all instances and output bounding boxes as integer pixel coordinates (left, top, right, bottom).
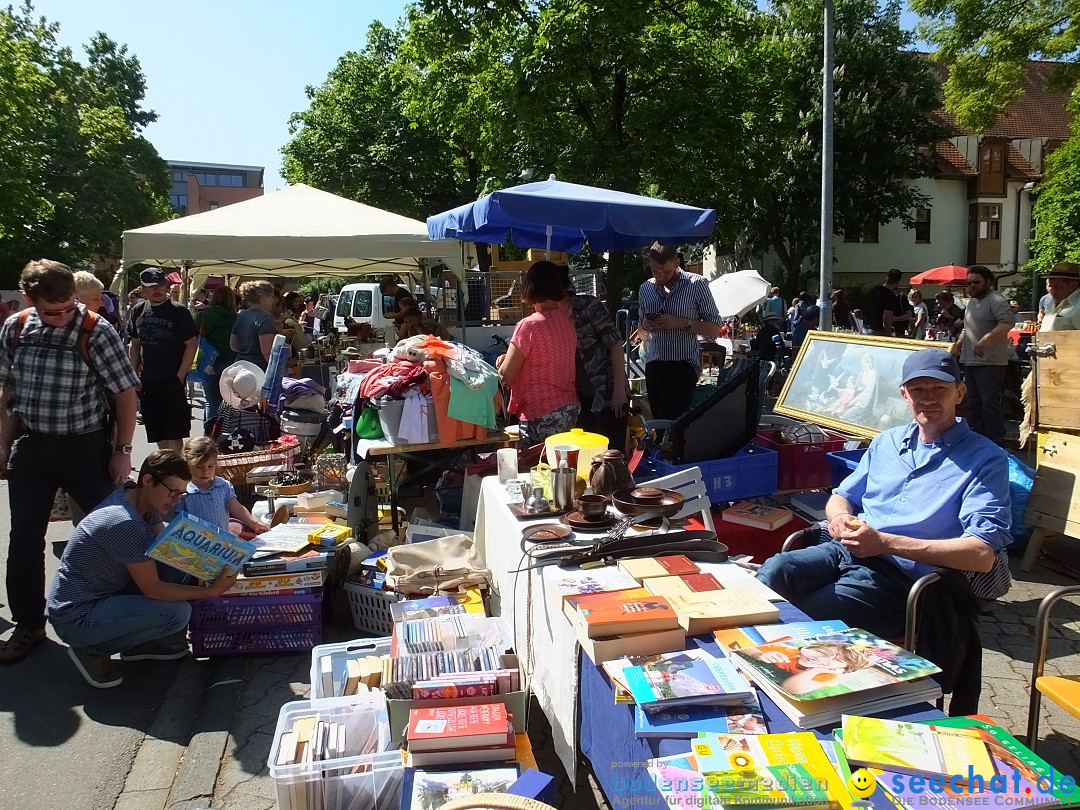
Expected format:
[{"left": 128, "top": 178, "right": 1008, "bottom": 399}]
[{"left": 835, "top": 418, "right": 1011, "bottom": 580}]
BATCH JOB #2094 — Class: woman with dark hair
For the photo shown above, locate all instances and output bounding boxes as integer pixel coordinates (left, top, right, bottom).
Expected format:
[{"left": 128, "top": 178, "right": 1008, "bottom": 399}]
[
  {"left": 194, "top": 286, "right": 237, "bottom": 422},
  {"left": 831, "top": 289, "right": 852, "bottom": 331},
  {"left": 230, "top": 281, "right": 277, "bottom": 369},
  {"left": 497, "top": 261, "right": 579, "bottom": 446}
]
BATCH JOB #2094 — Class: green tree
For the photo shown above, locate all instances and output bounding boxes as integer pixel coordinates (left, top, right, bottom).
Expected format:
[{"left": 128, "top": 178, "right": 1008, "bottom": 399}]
[
  {"left": 911, "top": 0, "right": 1077, "bottom": 131},
  {"left": 1030, "top": 102, "right": 1080, "bottom": 272},
  {"left": 0, "top": 3, "right": 171, "bottom": 287}
]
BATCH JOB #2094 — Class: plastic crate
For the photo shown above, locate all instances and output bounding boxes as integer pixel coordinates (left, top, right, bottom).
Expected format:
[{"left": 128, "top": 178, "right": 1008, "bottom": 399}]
[
  {"left": 637, "top": 444, "right": 778, "bottom": 504},
  {"left": 343, "top": 581, "right": 404, "bottom": 637},
  {"left": 752, "top": 429, "right": 847, "bottom": 491},
  {"left": 268, "top": 694, "right": 401, "bottom": 810},
  {"left": 190, "top": 593, "right": 322, "bottom": 632},
  {"left": 827, "top": 448, "right": 867, "bottom": 487},
  {"left": 190, "top": 626, "right": 322, "bottom": 657},
  {"left": 310, "top": 636, "right": 392, "bottom": 700}
]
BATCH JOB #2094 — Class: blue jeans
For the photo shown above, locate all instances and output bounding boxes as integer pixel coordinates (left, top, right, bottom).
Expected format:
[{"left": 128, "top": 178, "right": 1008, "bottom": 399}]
[
  {"left": 202, "top": 371, "right": 223, "bottom": 424},
  {"left": 757, "top": 536, "right": 912, "bottom": 637},
  {"left": 51, "top": 596, "right": 191, "bottom": 655}
]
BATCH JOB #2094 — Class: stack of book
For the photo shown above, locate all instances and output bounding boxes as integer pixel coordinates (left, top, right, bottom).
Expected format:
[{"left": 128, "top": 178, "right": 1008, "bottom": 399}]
[
  {"left": 729, "top": 627, "right": 944, "bottom": 728},
  {"left": 720, "top": 501, "right": 794, "bottom": 531},
  {"left": 227, "top": 520, "right": 336, "bottom": 596},
  {"left": 832, "top": 714, "right": 1067, "bottom": 809},
  {"left": 405, "top": 703, "right": 517, "bottom": 766},
  {"left": 648, "top": 730, "right": 854, "bottom": 809},
  {"left": 564, "top": 587, "right": 687, "bottom": 662},
  {"left": 603, "top": 649, "right": 757, "bottom": 713}
]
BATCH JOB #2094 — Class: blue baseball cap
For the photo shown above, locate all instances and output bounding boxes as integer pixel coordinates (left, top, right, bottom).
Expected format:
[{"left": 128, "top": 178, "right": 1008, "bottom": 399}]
[
  {"left": 139, "top": 267, "right": 168, "bottom": 287},
  {"left": 901, "top": 347, "right": 961, "bottom": 386}
]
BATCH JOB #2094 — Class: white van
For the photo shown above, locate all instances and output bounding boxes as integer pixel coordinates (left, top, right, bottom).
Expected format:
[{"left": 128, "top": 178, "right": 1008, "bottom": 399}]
[{"left": 333, "top": 283, "right": 393, "bottom": 334}]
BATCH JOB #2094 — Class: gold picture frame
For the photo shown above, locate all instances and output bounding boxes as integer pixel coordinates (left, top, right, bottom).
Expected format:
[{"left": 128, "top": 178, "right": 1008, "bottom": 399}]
[{"left": 774, "top": 330, "right": 928, "bottom": 439}]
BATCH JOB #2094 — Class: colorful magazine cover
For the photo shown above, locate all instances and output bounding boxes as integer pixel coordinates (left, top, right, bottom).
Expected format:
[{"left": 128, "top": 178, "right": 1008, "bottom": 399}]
[
  {"left": 635, "top": 696, "right": 768, "bottom": 738},
  {"left": 690, "top": 732, "right": 844, "bottom": 807},
  {"left": 147, "top": 512, "right": 256, "bottom": 581},
  {"left": 731, "top": 627, "right": 941, "bottom": 702},
  {"left": 841, "top": 716, "right": 997, "bottom": 782},
  {"left": 648, "top": 763, "right": 721, "bottom": 810},
  {"left": 714, "top": 621, "right": 851, "bottom": 654},
  {"left": 623, "top": 650, "right": 754, "bottom": 708}
]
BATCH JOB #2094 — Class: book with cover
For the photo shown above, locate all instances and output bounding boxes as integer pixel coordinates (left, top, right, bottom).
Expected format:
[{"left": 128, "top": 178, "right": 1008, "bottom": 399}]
[
  {"left": 577, "top": 593, "right": 681, "bottom": 639},
  {"left": 564, "top": 586, "right": 651, "bottom": 625},
  {"left": 666, "top": 588, "right": 780, "bottom": 634},
  {"left": 623, "top": 650, "right": 755, "bottom": 709},
  {"left": 720, "top": 502, "right": 794, "bottom": 530},
  {"left": 635, "top": 697, "right": 767, "bottom": 739},
  {"left": 690, "top": 731, "right": 847, "bottom": 808},
  {"left": 242, "top": 548, "right": 330, "bottom": 576},
  {"left": 732, "top": 627, "right": 941, "bottom": 702},
  {"left": 619, "top": 555, "right": 700, "bottom": 582},
  {"left": 224, "top": 569, "right": 326, "bottom": 594},
  {"left": 147, "top": 512, "right": 256, "bottom": 581},
  {"left": 841, "top": 716, "right": 997, "bottom": 782},
  {"left": 576, "top": 624, "right": 687, "bottom": 665},
  {"left": 401, "top": 767, "right": 520, "bottom": 810},
  {"left": 248, "top": 523, "right": 313, "bottom": 554},
  {"left": 548, "top": 566, "right": 642, "bottom": 602},
  {"left": 407, "top": 703, "right": 510, "bottom": 751},
  {"left": 790, "top": 491, "right": 830, "bottom": 521},
  {"left": 647, "top": 763, "right": 717, "bottom": 810},
  {"left": 407, "top": 738, "right": 517, "bottom": 767},
  {"left": 642, "top": 573, "right": 724, "bottom": 599},
  {"left": 714, "top": 620, "right": 851, "bottom": 653},
  {"left": 695, "top": 562, "right": 785, "bottom": 602}
]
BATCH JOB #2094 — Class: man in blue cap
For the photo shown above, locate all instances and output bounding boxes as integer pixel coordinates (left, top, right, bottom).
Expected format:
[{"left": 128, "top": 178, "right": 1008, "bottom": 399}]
[{"left": 757, "top": 347, "right": 1012, "bottom": 637}]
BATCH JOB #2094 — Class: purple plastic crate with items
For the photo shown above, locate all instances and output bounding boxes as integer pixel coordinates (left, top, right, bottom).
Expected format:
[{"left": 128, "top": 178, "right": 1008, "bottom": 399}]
[
  {"left": 189, "top": 593, "right": 323, "bottom": 657},
  {"left": 190, "top": 627, "right": 322, "bottom": 657},
  {"left": 826, "top": 448, "right": 867, "bottom": 487}
]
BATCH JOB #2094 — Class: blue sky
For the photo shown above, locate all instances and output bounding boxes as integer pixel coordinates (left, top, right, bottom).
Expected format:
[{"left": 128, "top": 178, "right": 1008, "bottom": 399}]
[
  {"left": 30, "top": 0, "right": 410, "bottom": 191},
  {"left": 30, "top": 1, "right": 923, "bottom": 195}
]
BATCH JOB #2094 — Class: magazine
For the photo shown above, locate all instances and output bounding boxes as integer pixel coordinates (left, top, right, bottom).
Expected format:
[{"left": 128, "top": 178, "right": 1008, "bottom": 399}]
[
  {"left": 714, "top": 620, "right": 851, "bottom": 654},
  {"left": 731, "top": 627, "right": 941, "bottom": 702},
  {"left": 623, "top": 650, "right": 754, "bottom": 709},
  {"left": 147, "top": 512, "right": 256, "bottom": 581},
  {"left": 635, "top": 696, "right": 767, "bottom": 738}
]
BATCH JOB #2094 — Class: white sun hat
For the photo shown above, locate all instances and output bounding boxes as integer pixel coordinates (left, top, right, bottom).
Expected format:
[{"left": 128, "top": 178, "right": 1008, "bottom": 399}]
[{"left": 219, "top": 361, "right": 267, "bottom": 409}]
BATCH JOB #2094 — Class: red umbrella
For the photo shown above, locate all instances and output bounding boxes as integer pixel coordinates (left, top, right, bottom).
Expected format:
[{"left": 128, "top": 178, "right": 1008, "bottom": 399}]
[{"left": 910, "top": 265, "right": 969, "bottom": 286}]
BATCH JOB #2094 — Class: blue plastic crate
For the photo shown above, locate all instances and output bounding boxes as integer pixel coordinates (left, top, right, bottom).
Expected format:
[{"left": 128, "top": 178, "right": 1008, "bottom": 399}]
[
  {"left": 826, "top": 448, "right": 867, "bottom": 487},
  {"left": 637, "top": 444, "right": 778, "bottom": 503}
]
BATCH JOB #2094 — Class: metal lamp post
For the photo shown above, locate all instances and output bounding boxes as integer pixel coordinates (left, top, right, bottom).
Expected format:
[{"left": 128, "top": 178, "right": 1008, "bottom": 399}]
[{"left": 818, "top": 0, "right": 835, "bottom": 330}]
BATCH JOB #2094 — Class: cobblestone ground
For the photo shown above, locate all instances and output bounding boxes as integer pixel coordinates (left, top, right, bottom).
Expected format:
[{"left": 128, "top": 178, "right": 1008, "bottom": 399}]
[{"left": 208, "top": 546, "right": 1080, "bottom": 810}]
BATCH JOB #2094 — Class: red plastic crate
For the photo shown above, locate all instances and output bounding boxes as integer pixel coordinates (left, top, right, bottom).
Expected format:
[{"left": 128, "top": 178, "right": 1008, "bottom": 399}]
[
  {"left": 190, "top": 593, "right": 322, "bottom": 632},
  {"left": 752, "top": 429, "right": 847, "bottom": 491}
]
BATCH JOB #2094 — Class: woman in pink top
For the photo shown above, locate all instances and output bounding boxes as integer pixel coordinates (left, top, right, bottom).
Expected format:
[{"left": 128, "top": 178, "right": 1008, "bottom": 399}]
[{"left": 498, "top": 261, "right": 579, "bottom": 446}]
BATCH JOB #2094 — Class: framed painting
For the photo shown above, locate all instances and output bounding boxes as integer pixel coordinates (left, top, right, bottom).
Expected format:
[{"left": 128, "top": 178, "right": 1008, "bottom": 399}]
[{"left": 774, "top": 331, "right": 927, "bottom": 439}]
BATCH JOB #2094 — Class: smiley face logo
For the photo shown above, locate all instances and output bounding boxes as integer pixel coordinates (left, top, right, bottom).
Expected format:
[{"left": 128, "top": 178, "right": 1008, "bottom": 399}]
[{"left": 848, "top": 769, "right": 877, "bottom": 800}]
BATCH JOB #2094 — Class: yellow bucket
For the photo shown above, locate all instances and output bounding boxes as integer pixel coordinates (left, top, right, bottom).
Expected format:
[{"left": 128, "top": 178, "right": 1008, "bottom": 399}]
[{"left": 544, "top": 428, "right": 609, "bottom": 480}]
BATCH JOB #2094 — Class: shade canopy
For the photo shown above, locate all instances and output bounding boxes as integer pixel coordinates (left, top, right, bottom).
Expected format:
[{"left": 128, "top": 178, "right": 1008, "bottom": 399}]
[
  {"left": 122, "top": 184, "right": 465, "bottom": 284},
  {"left": 708, "top": 270, "right": 771, "bottom": 318},
  {"left": 426, "top": 177, "right": 715, "bottom": 253},
  {"left": 910, "top": 264, "right": 970, "bottom": 286}
]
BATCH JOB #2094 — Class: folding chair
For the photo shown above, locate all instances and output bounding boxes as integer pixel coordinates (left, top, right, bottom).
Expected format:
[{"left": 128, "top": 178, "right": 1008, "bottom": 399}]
[
  {"left": 646, "top": 465, "right": 716, "bottom": 534},
  {"left": 1026, "top": 584, "right": 1080, "bottom": 753}
]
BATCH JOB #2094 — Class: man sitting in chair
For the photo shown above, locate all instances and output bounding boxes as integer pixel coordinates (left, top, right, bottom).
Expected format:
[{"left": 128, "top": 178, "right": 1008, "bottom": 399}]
[{"left": 757, "top": 347, "right": 1011, "bottom": 638}]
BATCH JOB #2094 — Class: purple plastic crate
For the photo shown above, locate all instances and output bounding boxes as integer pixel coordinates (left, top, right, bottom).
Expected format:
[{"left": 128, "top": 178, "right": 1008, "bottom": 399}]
[
  {"left": 190, "top": 593, "right": 322, "bottom": 632},
  {"left": 190, "top": 626, "right": 322, "bottom": 657}
]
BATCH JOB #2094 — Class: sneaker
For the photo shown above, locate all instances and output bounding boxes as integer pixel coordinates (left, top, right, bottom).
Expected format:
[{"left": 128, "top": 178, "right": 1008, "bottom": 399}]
[
  {"left": 120, "top": 639, "right": 189, "bottom": 661},
  {"left": 68, "top": 647, "right": 123, "bottom": 688}
]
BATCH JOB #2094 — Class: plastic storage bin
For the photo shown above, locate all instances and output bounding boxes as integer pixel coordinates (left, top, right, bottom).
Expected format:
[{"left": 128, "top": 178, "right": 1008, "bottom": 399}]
[
  {"left": 827, "top": 448, "right": 867, "bottom": 487},
  {"left": 636, "top": 444, "right": 778, "bottom": 503},
  {"left": 189, "top": 593, "right": 323, "bottom": 657},
  {"left": 310, "top": 637, "right": 392, "bottom": 700},
  {"left": 374, "top": 395, "right": 438, "bottom": 445},
  {"left": 343, "top": 581, "right": 404, "bottom": 637},
  {"left": 752, "top": 428, "right": 847, "bottom": 491},
  {"left": 268, "top": 694, "right": 401, "bottom": 810}
]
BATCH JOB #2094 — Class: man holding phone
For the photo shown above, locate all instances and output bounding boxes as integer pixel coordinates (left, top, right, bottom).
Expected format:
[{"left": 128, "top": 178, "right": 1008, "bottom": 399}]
[{"left": 636, "top": 242, "right": 723, "bottom": 419}]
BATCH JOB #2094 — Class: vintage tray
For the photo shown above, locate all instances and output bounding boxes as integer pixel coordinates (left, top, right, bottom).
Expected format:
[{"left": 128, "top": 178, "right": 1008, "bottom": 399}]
[{"left": 507, "top": 502, "right": 572, "bottom": 521}]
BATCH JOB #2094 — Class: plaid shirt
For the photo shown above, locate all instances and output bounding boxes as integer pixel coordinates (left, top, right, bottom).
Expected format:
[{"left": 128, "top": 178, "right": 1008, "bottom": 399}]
[{"left": 0, "top": 304, "right": 140, "bottom": 435}]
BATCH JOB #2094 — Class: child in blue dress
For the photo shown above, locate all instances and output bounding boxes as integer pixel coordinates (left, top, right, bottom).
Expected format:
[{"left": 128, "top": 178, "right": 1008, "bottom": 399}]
[{"left": 180, "top": 437, "right": 270, "bottom": 533}]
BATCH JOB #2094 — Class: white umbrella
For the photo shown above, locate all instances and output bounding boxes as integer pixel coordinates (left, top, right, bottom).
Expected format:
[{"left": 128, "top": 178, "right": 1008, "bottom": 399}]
[{"left": 708, "top": 270, "right": 771, "bottom": 318}]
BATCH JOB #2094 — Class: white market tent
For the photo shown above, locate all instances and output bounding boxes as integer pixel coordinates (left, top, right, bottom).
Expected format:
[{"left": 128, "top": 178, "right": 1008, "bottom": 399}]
[{"left": 119, "top": 183, "right": 466, "bottom": 288}]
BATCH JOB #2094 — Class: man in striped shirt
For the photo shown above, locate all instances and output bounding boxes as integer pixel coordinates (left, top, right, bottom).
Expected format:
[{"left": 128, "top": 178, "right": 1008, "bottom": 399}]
[{"left": 636, "top": 242, "right": 723, "bottom": 419}]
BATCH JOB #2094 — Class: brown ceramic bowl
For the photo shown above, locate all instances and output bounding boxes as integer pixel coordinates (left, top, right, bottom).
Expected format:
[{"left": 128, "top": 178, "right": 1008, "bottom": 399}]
[
  {"left": 611, "top": 488, "right": 685, "bottom": 517},
  {"left": 576, "top": 494, "right": 609, "bottom": 519},
  {"left": 630, "top": 487, "right": 664, "bottom": 504}
]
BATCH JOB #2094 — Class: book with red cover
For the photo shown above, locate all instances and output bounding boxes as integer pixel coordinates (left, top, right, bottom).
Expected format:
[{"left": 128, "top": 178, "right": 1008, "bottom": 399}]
[
  {"left": 577, "top": 593, "right": 681, "bottom": 638},
  {"left": 407, "top": 703, "right": 511, "bottom": 751},
  {"left": 564, "top": 586, "right": 651, "bottom": 624},
  {"left": 618, "top": 555, "right": 700, "bottom": 582}
]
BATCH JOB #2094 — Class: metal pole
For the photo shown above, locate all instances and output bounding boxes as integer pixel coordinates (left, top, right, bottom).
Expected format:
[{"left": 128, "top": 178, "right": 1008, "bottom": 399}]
[{"left": 818, "top": 0, "right": 835, "bottom": 330}]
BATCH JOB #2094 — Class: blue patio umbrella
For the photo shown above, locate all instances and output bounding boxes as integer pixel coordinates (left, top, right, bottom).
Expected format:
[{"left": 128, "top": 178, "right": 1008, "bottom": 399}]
[{"left": 426, "top": 176, "right": 716, "bottom": 254}]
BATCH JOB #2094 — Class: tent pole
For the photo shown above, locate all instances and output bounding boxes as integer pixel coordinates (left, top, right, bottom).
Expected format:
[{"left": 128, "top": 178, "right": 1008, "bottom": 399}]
[{"left": 545, "top": 225, "right": 552, "bottom": 260}]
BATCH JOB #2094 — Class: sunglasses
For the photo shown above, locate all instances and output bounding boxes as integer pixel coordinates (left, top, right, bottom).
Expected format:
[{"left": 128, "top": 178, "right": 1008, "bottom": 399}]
[
  {"left": 154, "top": 478, "right": 186, "bottom": 499},
  {"left": 40, "top": 304, "right": 78, "bottom": 317}
]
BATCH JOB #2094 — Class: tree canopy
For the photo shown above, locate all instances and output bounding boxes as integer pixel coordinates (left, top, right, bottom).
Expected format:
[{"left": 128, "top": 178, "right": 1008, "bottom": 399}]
[
  {"left": 283, "top": 0, "right": 945, "bottom": 297},
  {"left": 0, "top": 3, "right": 172, "bottom": 287}
]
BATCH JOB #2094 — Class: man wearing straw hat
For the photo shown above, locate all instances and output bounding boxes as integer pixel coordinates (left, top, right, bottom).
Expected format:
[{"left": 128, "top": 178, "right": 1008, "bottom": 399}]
[{"left": 1039, "top": 262, "right": 1080, "bottom": 332}]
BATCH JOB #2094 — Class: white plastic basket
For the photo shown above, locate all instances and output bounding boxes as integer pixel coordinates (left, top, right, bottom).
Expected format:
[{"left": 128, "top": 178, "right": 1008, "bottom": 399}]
[
  {"left": 310, "top": 637, "right": 392, "bottom": 701},
  {"left": 268, "top": 693, "right": 401, "bottom": 810},
  {"left": 343, "top": 582, "right": 404, "bottom": 637}
]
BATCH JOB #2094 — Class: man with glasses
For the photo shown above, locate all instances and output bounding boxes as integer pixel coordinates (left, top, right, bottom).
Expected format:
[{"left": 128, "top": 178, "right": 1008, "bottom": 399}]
[
  {"left": 636, "top": 241, "right": 723, "bottom": 419},
  {"left": 0, "top": 259, "right": 139, "bottom": 663},
  {"left": 954, "top": 265, "right": 1014, "bottom": 445}
]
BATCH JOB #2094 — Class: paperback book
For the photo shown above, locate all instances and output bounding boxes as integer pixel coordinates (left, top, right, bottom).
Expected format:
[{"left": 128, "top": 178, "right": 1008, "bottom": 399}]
[
  {"left": 731, "top": 627, "right": 941, "bottom": 702},
  {"left": 634, "top": 696, "right": 767, "bottom": 738},
  {"left": 547, "top": 566, "right": 641, "bottom": 601},
  {"left": 714, "top": 620, "right": 851, "bottom": 654},
  {"left": 841, "top": 716, "right": 997, "bottom": 782},
  {"left": 666, "top": 588, "right": 780, "bottom": 634},
  {"left": 147, "top": 512, "right": 256, "bottom": 581},
  {"left": 720, "top": 502, "right": 794, "bottom": 531},
  {"left": 402, "top": 767, "right": 520, "bottom": 810},
  {"left": 406, "top": 703, "right": 510, "bottom": 751},
  {"left": 618, "top": 555, "right": 700, "bottom": 582},
  {"left": 622, "top": 649, "right": 755, "bottom": 709},
  {"left": 576, "top": 592, "right": 681, "bottom": 638}
]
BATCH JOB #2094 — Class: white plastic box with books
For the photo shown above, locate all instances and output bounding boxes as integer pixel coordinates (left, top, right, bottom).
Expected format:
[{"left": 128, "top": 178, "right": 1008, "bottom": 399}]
[
  {"left": 310, "top": 637, "right": 392, "bottom": 700},
  {"left": 268, "top": 693, "right": 400, "bottom": 810}
]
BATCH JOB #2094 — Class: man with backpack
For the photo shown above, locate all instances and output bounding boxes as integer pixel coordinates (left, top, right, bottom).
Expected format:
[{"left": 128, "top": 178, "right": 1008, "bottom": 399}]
[{"left": 0, "top": 259, "right": 139, "bottom": 663}]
